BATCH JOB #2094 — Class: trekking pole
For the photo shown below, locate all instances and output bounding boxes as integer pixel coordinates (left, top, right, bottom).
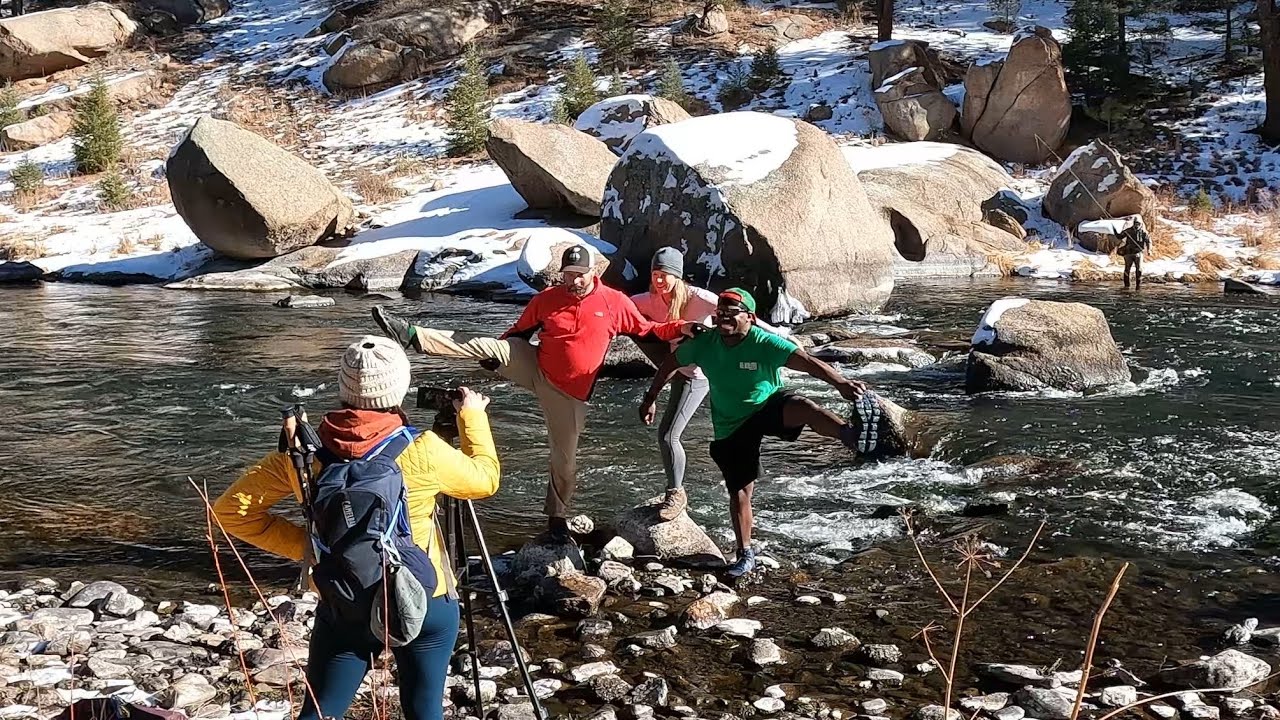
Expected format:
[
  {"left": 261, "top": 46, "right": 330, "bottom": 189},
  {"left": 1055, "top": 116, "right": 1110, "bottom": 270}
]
[
  {"left": 461, "top": 499, "right": 548, "bottom": 720},
  {"left": 279, "top": 403, "right": 321, "bottom": 592}
]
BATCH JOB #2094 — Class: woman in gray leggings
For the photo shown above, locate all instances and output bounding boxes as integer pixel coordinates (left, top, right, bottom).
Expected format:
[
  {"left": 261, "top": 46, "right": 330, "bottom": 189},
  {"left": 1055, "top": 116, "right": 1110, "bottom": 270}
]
[
  {"left": 631, "top": 248, "right": 716, "bottom": 521},
  {"left": 632, "top": 249, "right": 789, "bottom": 521}
]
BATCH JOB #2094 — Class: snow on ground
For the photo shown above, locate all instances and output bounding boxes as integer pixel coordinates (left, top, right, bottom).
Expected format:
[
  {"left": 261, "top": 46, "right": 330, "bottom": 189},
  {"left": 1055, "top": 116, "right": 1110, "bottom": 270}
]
[{"left": 1, "top": 0, "right": 1277, "bottom": 289}]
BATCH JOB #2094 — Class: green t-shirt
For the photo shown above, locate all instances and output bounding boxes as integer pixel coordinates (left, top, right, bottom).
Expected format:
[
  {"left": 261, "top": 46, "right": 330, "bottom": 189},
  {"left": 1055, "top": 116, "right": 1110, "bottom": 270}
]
[{"left": 675, "top": 326, "right": 799, "bottom": 439}]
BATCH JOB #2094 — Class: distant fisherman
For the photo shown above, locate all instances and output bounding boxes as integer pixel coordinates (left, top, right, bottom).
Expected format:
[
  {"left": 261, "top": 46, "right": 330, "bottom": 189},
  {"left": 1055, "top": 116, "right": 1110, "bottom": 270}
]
[{"left": 1119, "top": 216, "right": 1152, "bottom": 290}]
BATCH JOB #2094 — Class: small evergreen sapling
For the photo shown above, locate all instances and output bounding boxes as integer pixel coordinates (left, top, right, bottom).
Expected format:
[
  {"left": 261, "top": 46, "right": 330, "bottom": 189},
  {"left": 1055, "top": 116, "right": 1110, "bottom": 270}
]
[
  {"left": 445, "top": 45, "right": 491, "bottom": 157},
  {"left": 72, "top": 75, "right": 123, "bottom": 174},
  {"left": 656, "top": 59, "right": 691, "bottom": 109},
  {"left": 554, "top": 55, "right": 602, "bottom": 123}
]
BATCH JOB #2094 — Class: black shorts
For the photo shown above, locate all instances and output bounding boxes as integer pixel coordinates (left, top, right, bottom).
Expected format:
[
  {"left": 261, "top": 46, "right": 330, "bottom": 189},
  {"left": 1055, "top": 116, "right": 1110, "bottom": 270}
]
[{"left": 709, "top": 390, "right": 804, "bottom": 493}]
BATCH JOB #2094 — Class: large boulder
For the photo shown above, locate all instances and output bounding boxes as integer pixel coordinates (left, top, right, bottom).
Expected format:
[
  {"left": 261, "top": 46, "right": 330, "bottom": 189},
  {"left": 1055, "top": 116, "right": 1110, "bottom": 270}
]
[
  {"left": 1159, "top": 650, "right": 1271, "bottom": 690},
  {"left": 0, "top": 261, "right": 42, "bottom": 283},
  {"left": 573, "top": 95, "right": 692, "bottom": 155},
  {"left": 486, "top": 119, "right": 618, "bottom": 217},
  {"left": 323, "top": 40, "right": 425, "bottom": 90},
  {"left": 694, "top": 3, "right": 729, "bottom": 35},
  {"left": 516, "top": 235, "right": 611, "bottom": 291},
  {"left": 601, "top": 112, "right": 902, "bottom": 323},
  {"left": 345, "top": 3, "right": 493, "bottom": 58},
  {"left": 615, "top": 496, "right": 724, "bottom": 565},
  {"left": 1043, "top": 140, "right": 1158, "bottom": 232},
  {"left": 1, "top": 111, "right": 74, "bottom": 150},
  {"left": 0, "top": 3, "right": 137, "bottom": 81},
  {"left": 966, "top": 298, "right": 1132, "bottom": 393},
  {"left": 867, "top": 38, "right": 946, "bottom": 91},
  {"left": 167, "top": 116, "right": 357, "bottom": 260},
  {"left": 961, "top": 26, "right": 1070, "bottom": 164},
  {"left": 873, "top": 67, "right": 956, "bottom": 141},
  {"left": 848, "top": 143, "right": 1026, "bottom": 276}
]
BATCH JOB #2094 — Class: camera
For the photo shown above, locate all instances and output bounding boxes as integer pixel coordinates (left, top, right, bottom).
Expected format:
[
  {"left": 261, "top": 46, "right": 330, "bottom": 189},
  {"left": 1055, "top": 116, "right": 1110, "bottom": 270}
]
[{"left": 416, "top": 386, "right": 463, "bottom": 411}]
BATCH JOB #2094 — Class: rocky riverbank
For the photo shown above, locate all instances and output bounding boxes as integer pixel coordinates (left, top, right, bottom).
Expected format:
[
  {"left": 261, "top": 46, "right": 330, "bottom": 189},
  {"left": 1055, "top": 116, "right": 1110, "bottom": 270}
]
[{"left": 6, "top": 505, "right": 1280, "bottom": 720}]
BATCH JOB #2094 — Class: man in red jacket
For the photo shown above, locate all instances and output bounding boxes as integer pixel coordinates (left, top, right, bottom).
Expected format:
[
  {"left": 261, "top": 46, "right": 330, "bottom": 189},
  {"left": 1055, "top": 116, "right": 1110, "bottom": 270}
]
[{"left": 373, "top": 244, "right": 691, "bottom": 541}]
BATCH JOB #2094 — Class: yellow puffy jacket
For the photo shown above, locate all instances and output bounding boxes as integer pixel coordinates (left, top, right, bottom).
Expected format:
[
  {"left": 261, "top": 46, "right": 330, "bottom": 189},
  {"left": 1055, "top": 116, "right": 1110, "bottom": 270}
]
[{"left": 213, "top": 408, "right": 500, "bottom": 597}]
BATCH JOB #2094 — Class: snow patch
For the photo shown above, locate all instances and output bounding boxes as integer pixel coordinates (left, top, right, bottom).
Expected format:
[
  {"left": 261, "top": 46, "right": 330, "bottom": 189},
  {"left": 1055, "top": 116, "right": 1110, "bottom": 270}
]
[
  {"left": 624, "top": 112, "right": 798, "bottom": 186},
  {"left": 971, "top": 297, "right": 1029, "bottom": 346},
  {"left": 841, "top": 141, "right": 962, "bottom": 173},
  {"left": 1097, "top": 171, "right": 1120, "bottom": 193}
]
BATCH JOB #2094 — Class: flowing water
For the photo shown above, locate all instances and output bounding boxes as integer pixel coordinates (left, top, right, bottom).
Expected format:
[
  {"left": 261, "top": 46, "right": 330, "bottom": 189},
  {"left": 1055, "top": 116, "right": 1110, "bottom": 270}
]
[{"left": 2, "top": 279, "right": 1279, "bottom": 596}]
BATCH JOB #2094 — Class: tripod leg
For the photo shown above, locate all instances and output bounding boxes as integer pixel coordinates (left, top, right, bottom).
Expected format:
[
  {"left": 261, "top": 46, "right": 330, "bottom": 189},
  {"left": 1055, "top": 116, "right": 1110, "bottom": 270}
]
[
  {"left": 451, "top": 500, "right": 486, "bottom": 720},
  {"left": 463, "top": 500, "right": 548, "bottom": 720}
]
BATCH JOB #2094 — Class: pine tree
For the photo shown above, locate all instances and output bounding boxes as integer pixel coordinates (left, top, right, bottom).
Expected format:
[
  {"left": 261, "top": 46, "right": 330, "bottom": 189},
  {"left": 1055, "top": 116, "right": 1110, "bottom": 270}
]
[
  {"left": 97, "top": 168, "right": 133, "bottom": 211},
  {"left": 72, "top": 76, "right": 122, "bottom": 174},
  {"left": 555, "top": 55, "right": 601, "bottom": 123},
  {"left": 716, "top": 62, "right": 752, "bottom": 110},
  {"left": 10, "top": 158, "right": 43, "bottom": 195},
  {"left": 0, "top": 84, "right": 23, "bottom": 131},
  {"left": 747, "top": 45, "right": 786, "bottom": 93},
  {"left": 1063, "top": 0, "right": 1123, "bottom": 101},
  {"left": 987, "top": 0, "right": 1021, "bottom": 28},
  {"left": 597, "top": 0, "right": 637, "bottom": 71},
  {"left": 445, "top": 44, "right": 491, "bottom": 157},
  {"left": 1190, "top": 186, "right": 1214, "bottom": 216},
  {"left": 608, "top": 70, "right": 627, "bottom": 97},
  {"left": 656, "top": 59, "right": 691, "bottom": 108}
]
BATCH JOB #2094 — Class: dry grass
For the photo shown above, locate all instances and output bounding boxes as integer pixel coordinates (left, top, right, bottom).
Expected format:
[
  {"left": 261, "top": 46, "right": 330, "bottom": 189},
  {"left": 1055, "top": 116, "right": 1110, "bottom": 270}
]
[
  {"left": 986, "top": 252, "right": 1018, "bottom": 278},
  {"left": 1252, "top": 252, "right": 1280, "bottom": 270},
  {"left": 141, "top": 233, "right": 166, "bottom": 251},
  {"left": 11, "top": 186, "right": 52, "bottom": 213},
  {"left": 217, "top": 83, "right": 319, "bottom": 151},
  {"left": 116, "top": 236, "right": 136, "bottom": 256},
  {"left": 1147, "top": 219, "right": 1184, "bottom": 260},
  {"left": 0, "top": 233, "right": 47, "bottom": 261},
  {"left": 1193, "top": 250, "right": 1232, "bottom": 274},
  {"left": 1070, "top": 260, "right": 1108, "bottom": 281},
  {"left": 1178, "top": 271, "right": 1215, "bottom": 283},
  {"left": 351, "top": 169, "right": 405, "bottom": 205}
]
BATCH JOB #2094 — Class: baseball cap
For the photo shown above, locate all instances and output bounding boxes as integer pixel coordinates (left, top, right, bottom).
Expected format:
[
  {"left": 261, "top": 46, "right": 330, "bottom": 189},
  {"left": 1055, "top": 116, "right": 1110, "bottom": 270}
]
[
  {"left": 718, "top": 287, "right": 756, "bottom": 313},
  {"left": 560, "top": 244, "right": 595, "bottom": 274}
]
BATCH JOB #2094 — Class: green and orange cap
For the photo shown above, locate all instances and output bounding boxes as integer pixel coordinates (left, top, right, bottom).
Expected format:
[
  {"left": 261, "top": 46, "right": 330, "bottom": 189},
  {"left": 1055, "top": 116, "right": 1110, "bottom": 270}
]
[{"left": 718, "top": 287, "right": 756, "bottom": 314}]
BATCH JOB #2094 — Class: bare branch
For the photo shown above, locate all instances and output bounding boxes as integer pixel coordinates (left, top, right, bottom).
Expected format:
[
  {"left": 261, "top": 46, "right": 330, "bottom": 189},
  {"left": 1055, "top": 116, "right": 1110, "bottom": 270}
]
[
  {"left": 904, "top": 512, "right": 960, "bottom": 615},
  {"left": 1069, "top": 563, "right": 1130, "bottom": 720},
  {"left": 964, "top": 520, "right": 1046, "bottom": 618}
]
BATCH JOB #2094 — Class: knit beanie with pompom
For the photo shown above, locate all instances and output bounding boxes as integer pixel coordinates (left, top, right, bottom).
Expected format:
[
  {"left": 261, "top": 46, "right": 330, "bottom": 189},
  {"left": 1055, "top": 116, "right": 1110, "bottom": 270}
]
[{"left": 338, "top": 335, "right": 411, "bottom": 410}]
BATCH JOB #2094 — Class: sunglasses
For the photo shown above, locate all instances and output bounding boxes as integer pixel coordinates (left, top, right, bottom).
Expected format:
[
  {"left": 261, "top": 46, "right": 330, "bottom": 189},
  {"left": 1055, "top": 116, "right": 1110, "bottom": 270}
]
[{"left": 716, "top": 303, "right": 749, "bottom": 317}]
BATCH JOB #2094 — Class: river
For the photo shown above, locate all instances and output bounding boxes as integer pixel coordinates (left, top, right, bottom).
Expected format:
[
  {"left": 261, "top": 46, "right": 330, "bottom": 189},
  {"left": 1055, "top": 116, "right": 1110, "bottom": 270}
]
[{"left": 2, "top": 278, "right": 1279, "bottom": 601}]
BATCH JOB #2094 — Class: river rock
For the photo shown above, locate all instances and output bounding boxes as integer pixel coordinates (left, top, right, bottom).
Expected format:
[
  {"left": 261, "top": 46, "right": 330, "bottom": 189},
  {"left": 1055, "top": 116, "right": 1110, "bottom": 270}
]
[
  {"left": 1223, "top": 698, "right": 1255, "bottom": 717},
  {"left": 962, "top": 693, "right": 1010, "bottom": 712},
  {"left": 47, "top": 630, "right": 92, "bottom": 656},
  {"left": 874, "top": 67, "right": 956, "bottom": 142},
  {"left": 496, "top": 704, "right": 538, "bottom": 720},
  {"left": 1044, "top": 140, "right": 1158, "bottom": 232},
  {"left": 715, "top": 619, "right": 762, "bottom": 639},
  {"left": 2, "top": 111, "right": 74, "bottom": 150},
  {"left": 868, "top": 668, "right": 905, "bottom": 686},
  {"left": 628, "top": 626, "right": 678, "bottom": 650},
  {"left": 486, "top": 119, "right": 618, "bottom": 217},
  {"left": 1017, "top": 687, "right": 1077, "bottom": 720},
  {"left": 966, "top": 298, "right": 1131, "bottom": 393},
  {"left": 811, "top": 627, "right": 859, "bottom": 649},
  {"left": 1159, "top": 650, "right": 1272, "bottom": 690},
  {"left": 975, "top": 662, "right": 1057, "bottom": 687},
  {"left": 851, "top": 142, "right": 1026, "bottom": 277},
  {"left": 915, "top": 705, "right": 962, "bottom": 720},
  {"left": 137, "top": 641, "right": 210, "bottom": 663},
  {"left": 168, "top": 116, "right": 356, "bottom": 260},
  {"left": 694, "top": 3, "right": 728, "bottom": 35},
  {"left": 576, "top": 618, "right": 613, "bottom": 641},
  {"left": 614, "top": 495, "right": 724, "bottom": 564},
  {"left": 1100, "top": 685, "right": 1137, "bottom": 708},
  {"left": 590, "top": 673, "right": 633, "bottom": 702},
  {"left": 754, "top": 696, "right": 785, "bottom": 713},
  {"left": 681, "top": 591, "right": 740, "bottom": 630},
  {"left": 574, "top": 95, "right": 691, "bottom": 154},
  {"left": 962, "top": 26, "right": 1070, "bottom": 163},
  {"left": 602, "top": 537, "right": 635, "bottom": 562},
  {"left": 0, "top": 261, "right": 42, "bottom": 283},
  {"left": 64, "top": 581, "right": 126, "bottom": 610},
  {"left": 868, "top": 39, "right": 946, "bottom": 92},
  {"left": 1224, "top": 278, "right": 1280, "bottom": 296},
  {"left": 274, "top": 294, "right": 335, "bottom": 309},
  {"left": 750, "top": 638, "right": 784, "bottom": 666},
  {"left": 322, "top": 2, "right": 493, "bottom": 89},
  {"left": 569, "top": 661, "right": 619, "bottom": 683},
  {"left": 460, "top": 679, "right": 498, "bottom": 704},
  {"left": 540, "top": 571, "right": 607, "bottom": 618},
  {"left": 86, "top": 656, "right": 130, "bottom": 679},
  {"left": 861, "top": 644, "right": 902, "bottom": 665},
  {"left": 162, "top": 673, "right": 216, "bottom": 710},
  {"left": 809, "top": 341, "right": 935, "bottom": 369},
  {"left": 0, "top": 3, "right": 137, "bottom": 81},
  {"left": 994, "top": 707, "right": 1026, "bottom": 720},
  {"left": 510, "top": 534, "right": 586, "bottom": 586},
  {"left": 254, "top": 663, "right": 303, "bottom": 686},
  {"left": 29, "top": 608, "right": 93, "bottom": 631},
  {"left": 629, "top": 677, "right": 670, "bottom": 707},
  {"left": 480, "top": 640, "right": 530, "bottom": 667},
  {"left": 602, "top": 112, "right": 902, "bottom": 323},
  {"left": 597, "top": 560, "right": 636, "bottom": 587}
]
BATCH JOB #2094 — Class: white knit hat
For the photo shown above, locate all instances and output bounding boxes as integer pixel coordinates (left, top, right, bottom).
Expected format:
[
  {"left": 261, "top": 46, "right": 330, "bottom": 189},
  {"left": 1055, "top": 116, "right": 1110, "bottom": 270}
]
[{"left": 339, "top": 335, "right": 411, "bottom": 410}]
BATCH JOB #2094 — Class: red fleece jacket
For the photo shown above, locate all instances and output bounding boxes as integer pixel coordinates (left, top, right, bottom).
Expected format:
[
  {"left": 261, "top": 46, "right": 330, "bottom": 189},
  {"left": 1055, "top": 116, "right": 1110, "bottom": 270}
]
[{"left": 501, "top": 282, "right": 685, "bottom": 401}]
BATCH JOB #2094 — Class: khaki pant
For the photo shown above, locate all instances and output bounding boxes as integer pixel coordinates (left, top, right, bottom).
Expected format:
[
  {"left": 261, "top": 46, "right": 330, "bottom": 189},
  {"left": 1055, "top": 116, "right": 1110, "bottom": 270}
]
[{"left": 412, "top": 327, "right": 587, "bottom": 518}]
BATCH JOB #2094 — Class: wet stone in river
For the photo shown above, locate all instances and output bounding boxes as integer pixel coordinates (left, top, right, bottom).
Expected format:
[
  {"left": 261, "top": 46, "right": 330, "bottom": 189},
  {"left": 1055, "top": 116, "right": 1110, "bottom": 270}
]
[
  {"left": 811, "top": 626, "right": 859, "bottom": 649},
  {"left": 589, "top": 673, "right": 633, "bottom": 702},
  {"left": 962, "top": 692, "right": 1010, "bottom": 712},
  {"left": 861, "top": 643, "right": 902, "bottom": 664}
]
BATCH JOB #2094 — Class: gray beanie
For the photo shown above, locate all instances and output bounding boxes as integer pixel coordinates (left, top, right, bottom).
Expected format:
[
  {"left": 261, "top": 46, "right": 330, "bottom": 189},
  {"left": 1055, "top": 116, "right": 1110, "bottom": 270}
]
[{"left": 651, "top": 247, "right": 684, "bottom": 276}]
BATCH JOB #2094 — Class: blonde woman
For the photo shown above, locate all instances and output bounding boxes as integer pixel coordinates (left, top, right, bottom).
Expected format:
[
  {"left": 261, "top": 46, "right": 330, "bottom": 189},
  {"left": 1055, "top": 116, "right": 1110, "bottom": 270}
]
[{"left": 631, "top": 248, "right": 717, "bottom": 521}]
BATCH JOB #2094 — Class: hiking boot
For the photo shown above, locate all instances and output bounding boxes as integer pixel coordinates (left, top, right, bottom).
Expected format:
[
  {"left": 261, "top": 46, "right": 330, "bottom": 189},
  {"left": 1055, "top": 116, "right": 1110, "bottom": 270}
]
[
  {"left": 372, "top": 306, "right": 416, "bottom": 350},
  {"left": 725, "top": 548, "right": 757, "bottom": 579},
  {"left": 656, "top": 487, "right": 687, "bottom": 522}
]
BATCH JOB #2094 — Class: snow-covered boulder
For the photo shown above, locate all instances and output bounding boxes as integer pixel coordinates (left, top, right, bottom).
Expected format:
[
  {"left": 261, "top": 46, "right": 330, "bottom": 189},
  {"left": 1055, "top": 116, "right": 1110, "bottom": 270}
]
[
  {"left": 486, "top": 119, "right": 619, "bottom": 217},
  {"left": 573, "top": 95, "right": 691, "bottom": 154},
  {"left": 966, "top": 298, "right": 1131, "bottom": 393},
  {"left": 0, "top": 3, "right": 137, "bottom": 81},
  {"left": 601, "top": 112, "right": 902, "bottom": 323},
  {"left": 1044, "top": 140, "right": 1158, "bottom": 233},
  {"left": 849, "top": 143, "right": 1025, "bottom": 276},
  {"left": 167, "top": 116, "right": 356, "bottom": 260},
  {"left": 961, "top": 26, "right": 1070, "bottom": 164},
  {"left": 2, "top": 111, "right": 74, "bottom": 150},
  {"left": 873, "top": 67, "right": 956, "bottom": 141},
  {"left": 867, "top": 38, "right": 946, "bottom": 92},
  {"left": 1076, "top": 215, "right": 1143, "bottom": 253}
]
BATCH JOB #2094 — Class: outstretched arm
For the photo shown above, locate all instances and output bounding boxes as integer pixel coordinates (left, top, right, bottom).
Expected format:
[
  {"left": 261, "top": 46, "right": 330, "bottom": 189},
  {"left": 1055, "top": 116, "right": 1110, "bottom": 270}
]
[
  {"left": 784, "top": 350, "right": 868, "bottom": 402},
  {"left": 638, "top": 352, "right": 684, "bottom": 425}
]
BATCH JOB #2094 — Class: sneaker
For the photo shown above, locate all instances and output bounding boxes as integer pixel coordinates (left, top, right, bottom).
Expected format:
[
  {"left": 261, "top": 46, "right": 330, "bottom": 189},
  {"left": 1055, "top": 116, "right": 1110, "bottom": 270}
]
[
  {"left": 655, "top": 487, "right": 688, "bottom": 522},
  {"left": 725, "top": 548, "right": 757, "bottom": 579},
  {"left": 843, "top": 392, "right": 881, "bottom": 455},
  {"left": 371, "top": 306, "right": 416, "bottom": 350}
]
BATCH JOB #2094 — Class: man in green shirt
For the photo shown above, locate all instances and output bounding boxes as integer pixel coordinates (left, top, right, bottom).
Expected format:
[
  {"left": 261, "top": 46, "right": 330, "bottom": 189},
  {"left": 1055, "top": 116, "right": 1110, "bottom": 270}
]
[{"left": 639, "top": 288, "right": 874, "bottom": 578}]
